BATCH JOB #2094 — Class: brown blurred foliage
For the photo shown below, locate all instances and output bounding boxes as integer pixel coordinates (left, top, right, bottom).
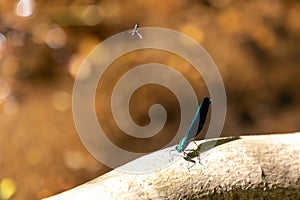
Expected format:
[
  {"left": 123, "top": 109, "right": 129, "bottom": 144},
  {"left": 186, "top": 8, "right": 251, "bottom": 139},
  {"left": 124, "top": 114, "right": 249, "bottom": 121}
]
[{"left": 0, "top": 0, "right": 300, "bottom": 199}]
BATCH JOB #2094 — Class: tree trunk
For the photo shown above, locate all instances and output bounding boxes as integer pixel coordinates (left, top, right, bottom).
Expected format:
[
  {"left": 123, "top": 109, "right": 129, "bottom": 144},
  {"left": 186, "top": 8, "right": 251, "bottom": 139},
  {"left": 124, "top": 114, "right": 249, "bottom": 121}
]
[{"left": 43, "top": 132, "right": 300, "bottom": 200}]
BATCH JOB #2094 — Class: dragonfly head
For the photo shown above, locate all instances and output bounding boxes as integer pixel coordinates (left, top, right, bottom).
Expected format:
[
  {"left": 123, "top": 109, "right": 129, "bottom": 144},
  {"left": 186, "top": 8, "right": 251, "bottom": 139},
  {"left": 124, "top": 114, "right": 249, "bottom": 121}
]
[{"left": 175, "top": 145, "right": 183, "bottom": 153}]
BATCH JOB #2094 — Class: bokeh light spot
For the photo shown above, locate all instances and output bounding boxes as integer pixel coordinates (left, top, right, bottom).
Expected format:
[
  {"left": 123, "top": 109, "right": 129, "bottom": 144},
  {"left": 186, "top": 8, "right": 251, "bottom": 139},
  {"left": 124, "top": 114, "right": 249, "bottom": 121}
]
[
  {"left": 0, "top": 33, "right": 7, "bottom": 51},
  {"left": 45, "top": 27, "right": 67, "bottom": 49},
  {"left": 217, "top": 8, "right": 240, "bottom": 34},
  {"left": 53, "top": 91, "right": 71, "bottom": 112},
  {"left": 0, "top": 178, "right": 16, "bottom": 200},
  {"left": 180, "top": 23, "right": 205, "bottom": 43},
  {"left": 68, "top": 54, "right": 81, "bottom": 79},
  {"left": 15, "top": 0, "right": 36, "bottom": 17},
  {"left": 0, "top": 80, "right": 11, "bottom": 100},
  {"left": 99, "top": 0, "right": 121, "bottom": 19},
  {"left": 63, "top": 150, "right": 84, "bottom": 170},
  {"left": 68, "top": 54, "right": 91, "bottom": 80},
  {"left": 81, "top": 5, "right": 103, "bottom": 26},
  {"left": 3, "top": 96, "right": 19, "bottom": 115}
]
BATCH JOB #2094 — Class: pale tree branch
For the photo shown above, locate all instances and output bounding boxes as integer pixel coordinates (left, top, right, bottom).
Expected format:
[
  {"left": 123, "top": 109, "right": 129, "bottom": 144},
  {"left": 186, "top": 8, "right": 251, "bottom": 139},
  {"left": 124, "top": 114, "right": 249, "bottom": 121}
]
[{"left": 44, "top": 132, "right": 300, "bottom": 200}]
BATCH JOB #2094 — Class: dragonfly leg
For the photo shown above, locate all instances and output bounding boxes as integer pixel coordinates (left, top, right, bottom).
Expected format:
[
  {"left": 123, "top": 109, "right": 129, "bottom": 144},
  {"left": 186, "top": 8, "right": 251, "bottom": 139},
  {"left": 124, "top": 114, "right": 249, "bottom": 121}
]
[
  {"left": 169, "top": 149, "right": 182, "bottom": 162},
  {"left": 198, "top": 153, "right": 204, "bottom": 165},
  {"left": 183, "top": 151, "right": 197, "bottom": 171},
  {"left": 187, "top": 159, "right": 196, "bottom": 171}
]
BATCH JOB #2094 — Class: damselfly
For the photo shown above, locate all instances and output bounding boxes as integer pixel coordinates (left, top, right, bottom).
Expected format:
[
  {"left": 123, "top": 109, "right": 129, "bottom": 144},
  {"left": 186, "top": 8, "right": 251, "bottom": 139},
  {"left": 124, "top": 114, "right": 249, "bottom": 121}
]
[
  {"left": 129, "top": 23, "right": 143, "bottom": 39},
  {"left": 175, "top": 97, "right": 211, "bottom": 153},
  {"left": 169, "top": 97, "right": 211, "bottom": 164}
]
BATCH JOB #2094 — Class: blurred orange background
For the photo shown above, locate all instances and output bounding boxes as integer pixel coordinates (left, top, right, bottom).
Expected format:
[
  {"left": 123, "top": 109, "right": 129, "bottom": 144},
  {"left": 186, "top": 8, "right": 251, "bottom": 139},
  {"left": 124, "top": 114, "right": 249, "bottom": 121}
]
[{"left": 0, "top": 0, "right": 299, "bottom": 199}]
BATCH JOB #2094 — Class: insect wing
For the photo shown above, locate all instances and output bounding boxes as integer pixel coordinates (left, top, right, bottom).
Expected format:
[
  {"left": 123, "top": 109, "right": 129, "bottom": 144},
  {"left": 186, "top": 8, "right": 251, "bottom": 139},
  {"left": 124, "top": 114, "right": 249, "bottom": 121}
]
[
  {"left": 137, "top": 32, "right": 143, "bottom": 39},
  {"left": 195, "top": 97, "right": 211, "bottom": 137},
  {"left": 186, "top": 97, "right": 211, "bottom": 142}
]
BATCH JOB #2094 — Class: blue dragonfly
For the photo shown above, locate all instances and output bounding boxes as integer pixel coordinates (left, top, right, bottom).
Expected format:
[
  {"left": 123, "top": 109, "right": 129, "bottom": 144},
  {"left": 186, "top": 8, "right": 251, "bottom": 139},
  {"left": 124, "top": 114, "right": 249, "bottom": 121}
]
[{"left": 175, "top": 96, "right": 211, "bottom": 153}]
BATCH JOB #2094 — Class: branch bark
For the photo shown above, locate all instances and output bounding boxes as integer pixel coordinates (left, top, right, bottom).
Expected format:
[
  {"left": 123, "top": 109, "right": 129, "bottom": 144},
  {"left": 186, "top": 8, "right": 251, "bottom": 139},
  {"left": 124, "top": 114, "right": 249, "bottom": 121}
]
[{"left": 44, "top": 132, "right": 300, "bottom": 199}]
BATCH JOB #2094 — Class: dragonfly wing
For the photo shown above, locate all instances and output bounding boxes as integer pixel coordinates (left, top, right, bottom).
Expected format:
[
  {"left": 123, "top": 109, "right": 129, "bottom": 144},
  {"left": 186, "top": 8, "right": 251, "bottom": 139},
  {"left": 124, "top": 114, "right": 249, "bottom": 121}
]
[
  {"left": 137, "top": 32, "right": 143, "bottom": 39},
  {"left": 195, "top": 97, "right": 211, "bottom": 136},
  {"left": 176, "top": 97, "right": 211, "bottom": 152},
  {"left": 186, "top": 97, "right": 211, "bottom": 141}
]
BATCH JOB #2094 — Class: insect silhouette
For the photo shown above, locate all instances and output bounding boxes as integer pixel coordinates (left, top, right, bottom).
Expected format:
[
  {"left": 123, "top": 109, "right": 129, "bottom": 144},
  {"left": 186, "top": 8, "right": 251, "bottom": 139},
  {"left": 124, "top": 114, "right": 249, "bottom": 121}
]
[
  {"left": 129, "top": 23, "right": 143, "bottom": 39},
  {"left": 175, "top": 97, "right": 211, "bottom": 153},
  {"left": 169, "top": 97, "right": 211, "bottom": 165}
]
